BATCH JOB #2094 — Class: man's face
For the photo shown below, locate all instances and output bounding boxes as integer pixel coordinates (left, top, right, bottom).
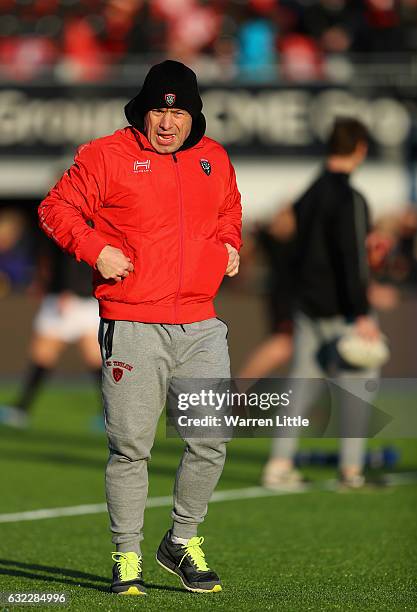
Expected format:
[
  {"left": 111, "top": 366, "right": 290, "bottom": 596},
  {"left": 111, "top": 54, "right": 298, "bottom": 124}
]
[{"left": 144, "top": 108, "right": 192, "bottom": 154}]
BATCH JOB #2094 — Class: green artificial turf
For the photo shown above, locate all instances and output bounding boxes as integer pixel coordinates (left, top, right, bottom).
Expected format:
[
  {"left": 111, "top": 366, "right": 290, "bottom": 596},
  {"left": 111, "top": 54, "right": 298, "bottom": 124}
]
[{"left": 0, "top": 384, "right": 416, "bottom": 611}]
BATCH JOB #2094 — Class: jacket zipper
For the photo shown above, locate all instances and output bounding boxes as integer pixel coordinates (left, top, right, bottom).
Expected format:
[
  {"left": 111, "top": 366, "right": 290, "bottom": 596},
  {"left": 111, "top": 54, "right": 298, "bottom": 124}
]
[{"left": 172, "top": 153, "right": 184, "bottom": 323}]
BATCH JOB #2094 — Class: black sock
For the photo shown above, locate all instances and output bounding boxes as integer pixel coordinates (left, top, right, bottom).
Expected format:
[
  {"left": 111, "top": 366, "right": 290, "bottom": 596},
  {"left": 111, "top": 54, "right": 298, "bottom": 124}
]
[
  {"left": 90, "top": 368, "right": 103, "bottom": 412},
  {"left": 15, "top": 364, "right": 50, "bottom": 412}
]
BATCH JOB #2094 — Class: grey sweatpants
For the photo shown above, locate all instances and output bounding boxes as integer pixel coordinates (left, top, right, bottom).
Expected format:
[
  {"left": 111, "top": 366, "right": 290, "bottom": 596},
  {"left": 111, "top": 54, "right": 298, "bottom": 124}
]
[
  {"left": 271, "top": 312, "right": 379, "bottom": 470},
  {"left": 99, "top": 317, "right": 230, "bottom": 555}
]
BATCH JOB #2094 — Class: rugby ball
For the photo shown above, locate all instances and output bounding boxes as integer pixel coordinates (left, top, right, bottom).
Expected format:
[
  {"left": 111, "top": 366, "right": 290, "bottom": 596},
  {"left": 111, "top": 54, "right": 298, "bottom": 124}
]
[{"left": 337, "top": 331, "right": 390, "bottom": 369}]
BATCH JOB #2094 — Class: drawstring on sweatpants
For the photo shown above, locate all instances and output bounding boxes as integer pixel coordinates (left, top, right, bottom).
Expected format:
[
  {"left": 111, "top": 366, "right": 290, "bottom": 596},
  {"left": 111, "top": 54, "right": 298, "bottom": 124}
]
[
  {"left": 160, "top": 324, "right": 170, "bottom": 337},
  {"left": 159, "top": 323, "right": 187, "bottom": 335}
]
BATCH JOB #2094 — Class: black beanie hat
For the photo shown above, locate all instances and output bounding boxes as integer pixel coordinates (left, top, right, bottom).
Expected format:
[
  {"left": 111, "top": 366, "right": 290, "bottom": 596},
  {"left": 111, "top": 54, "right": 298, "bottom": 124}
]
[{"left": 125, "top": 60, "right": 206, "bottom": 149}]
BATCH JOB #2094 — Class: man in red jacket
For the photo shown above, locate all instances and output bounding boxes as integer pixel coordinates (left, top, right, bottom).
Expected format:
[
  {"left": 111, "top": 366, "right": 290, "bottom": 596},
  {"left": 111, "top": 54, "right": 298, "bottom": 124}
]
[{"left": 39, "top": 61, "right": 242, "bottom": 596}]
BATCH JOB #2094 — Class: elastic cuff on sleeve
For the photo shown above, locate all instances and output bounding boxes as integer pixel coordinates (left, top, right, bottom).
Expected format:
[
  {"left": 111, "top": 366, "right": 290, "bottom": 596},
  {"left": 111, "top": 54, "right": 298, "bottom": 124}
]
[
  {"left": 76, "top": 232, "right": 109, "bottom": 268},
  {"left": 221, "top": 237, "right": 242, "bottom": 251}
]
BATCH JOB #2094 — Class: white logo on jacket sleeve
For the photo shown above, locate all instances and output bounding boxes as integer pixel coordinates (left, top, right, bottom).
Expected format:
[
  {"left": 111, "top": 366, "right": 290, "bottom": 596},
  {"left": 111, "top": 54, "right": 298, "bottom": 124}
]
[{"left": 133, "top": 160, "right": 151, "bottom": 173}]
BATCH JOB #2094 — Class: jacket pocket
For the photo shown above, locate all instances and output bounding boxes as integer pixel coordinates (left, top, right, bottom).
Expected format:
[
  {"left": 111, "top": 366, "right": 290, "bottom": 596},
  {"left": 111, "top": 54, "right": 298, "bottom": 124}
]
[
  {"left": 181, "top": 239, "right": 229, "bottom": 302},
  {"left": 103, "top": 320, "right": 115, "bottom": 359},
  {"left": 94, "top": 273, "right": 124, "bottom": 301},
  {"left": 98, "top": 319, "right": 115, "bottom": 359},
  {"left": 93, "top": 238, "right": 137, "bottom": 302}
]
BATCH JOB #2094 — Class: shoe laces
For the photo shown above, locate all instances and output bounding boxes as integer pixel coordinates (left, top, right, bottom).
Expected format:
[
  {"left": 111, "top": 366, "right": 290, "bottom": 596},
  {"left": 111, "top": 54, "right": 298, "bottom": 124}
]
[
  {"left": 112, "top": 552, "right": 142, "bottom": 581},
  {"left": 179, "top": 536, "right": 210, "bottom": 572}
]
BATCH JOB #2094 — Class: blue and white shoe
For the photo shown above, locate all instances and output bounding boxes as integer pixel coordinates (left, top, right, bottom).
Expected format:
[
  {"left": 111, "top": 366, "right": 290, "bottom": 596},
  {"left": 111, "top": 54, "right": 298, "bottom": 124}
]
[{"left": 0, "top": 405, "right": 28, "bottom": 428}]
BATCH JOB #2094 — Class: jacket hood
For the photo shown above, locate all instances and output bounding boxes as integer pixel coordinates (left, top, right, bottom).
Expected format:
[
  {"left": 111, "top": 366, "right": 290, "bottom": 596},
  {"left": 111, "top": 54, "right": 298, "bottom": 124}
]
[{"left": 124, "top": 60, "right": 206, "bottom": 151}]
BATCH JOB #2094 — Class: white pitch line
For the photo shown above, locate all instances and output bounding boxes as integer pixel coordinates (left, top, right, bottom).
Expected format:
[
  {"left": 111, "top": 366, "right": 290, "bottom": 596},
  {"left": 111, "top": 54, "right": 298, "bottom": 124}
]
[
  {"left": 0, "top": 488, "right": 304, "bottom": 524},
  {"left": 0, "top": 472, "right": 416, "bottom": 525},
  {"left": 0, "top": 502, "right": 108, "bottom": 524},
  {"left": 384, "top": 471, "right": 417, "bottom": 485}
]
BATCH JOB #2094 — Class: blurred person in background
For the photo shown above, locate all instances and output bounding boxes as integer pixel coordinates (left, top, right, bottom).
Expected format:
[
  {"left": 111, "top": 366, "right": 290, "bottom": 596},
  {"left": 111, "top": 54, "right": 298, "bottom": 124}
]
[
  {"left": 238, "top": 205, "right": 296, "bottom": 378},
  {"left": 362, "top": 0, "right": 402, "bottom": 53},
  {"left": 262, "top": 117, "right": 388, "bottom": 491},
  {"left": 0, "top": 235, "right": 101, "bottom": 428},
  {"left": 237, "top": 202, "right": 397, "bottom": 381},
  {"left": 368, "top": 206, "right": 417, "bottom": 306},
  {"left": 123, "top": 1, "right": 167, "bottom": 62},
  {"left": 146, "top": 0, "right": 221, "bottom": 68},
  {"left": 279, "top": 32, "right": 323, "bottom": 82},
  {"left": 237, "top": 0, "right": 278, "bottom": 81},
  {"left": 1, "top": 0, "right": 416, "bottom": 83},
  {"left": 0, "top": 207, "right": 34, "bottom": 297},
  {"left": 0, "top": 0, "right": 59, "bottom": 81},
  {"left": 61, "top": 3, "right": 107, "bottom": 82},
  {"left": 300, "top": 0, "right": 360, "bottom": 55}
]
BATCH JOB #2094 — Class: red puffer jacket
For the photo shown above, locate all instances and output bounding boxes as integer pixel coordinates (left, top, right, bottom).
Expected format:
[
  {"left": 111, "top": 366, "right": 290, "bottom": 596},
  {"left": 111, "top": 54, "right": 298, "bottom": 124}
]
[{"left": 39, "top": 127, "right": 242, "bottom": 323}]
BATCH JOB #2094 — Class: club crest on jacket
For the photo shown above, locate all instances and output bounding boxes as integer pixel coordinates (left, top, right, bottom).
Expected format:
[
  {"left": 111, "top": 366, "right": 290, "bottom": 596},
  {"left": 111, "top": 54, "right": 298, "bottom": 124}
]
[{"left": 200, "top": 159, "right": 211, "bottom": 176}]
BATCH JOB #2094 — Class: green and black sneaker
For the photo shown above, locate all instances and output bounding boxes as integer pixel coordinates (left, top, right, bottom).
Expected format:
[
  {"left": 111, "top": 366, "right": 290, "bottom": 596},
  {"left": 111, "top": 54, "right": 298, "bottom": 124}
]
[
  {"left": 156, "top": 530, "right": 222, "bottom": 593},
  {"left": 111, "top": 552, "right": 147, "bottom": 596}
]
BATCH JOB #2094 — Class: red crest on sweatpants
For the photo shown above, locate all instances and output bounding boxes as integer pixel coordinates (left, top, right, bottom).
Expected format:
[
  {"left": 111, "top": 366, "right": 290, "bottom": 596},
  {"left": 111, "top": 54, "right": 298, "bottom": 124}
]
[{"left": 112, "top": 367, "right": 123, "bottom": 382}]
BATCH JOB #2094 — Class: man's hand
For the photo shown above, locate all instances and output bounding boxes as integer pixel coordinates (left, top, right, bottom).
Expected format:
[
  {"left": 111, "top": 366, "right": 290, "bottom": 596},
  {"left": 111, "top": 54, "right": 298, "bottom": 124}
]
[
  {"left": 354, "top": 315, "right": 381, "bottom": 341},
  {"left": 225, "top": 243, "right": 240, "bottom": 277},
  {"left": 366, "top": 230, "right": 393, "bottom": 270},
  {"left": 96, "top": 245, "right": 134, "bottom": 281}
]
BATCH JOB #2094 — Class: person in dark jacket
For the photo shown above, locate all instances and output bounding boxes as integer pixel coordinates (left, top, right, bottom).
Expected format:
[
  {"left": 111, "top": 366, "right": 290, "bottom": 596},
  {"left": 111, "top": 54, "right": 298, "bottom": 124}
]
[
  {"left": 262, "top": 117, "right": 382, "bottom": 491},
  {"left": 38, "top": 61, "right": 242, "bottom": 596}
]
